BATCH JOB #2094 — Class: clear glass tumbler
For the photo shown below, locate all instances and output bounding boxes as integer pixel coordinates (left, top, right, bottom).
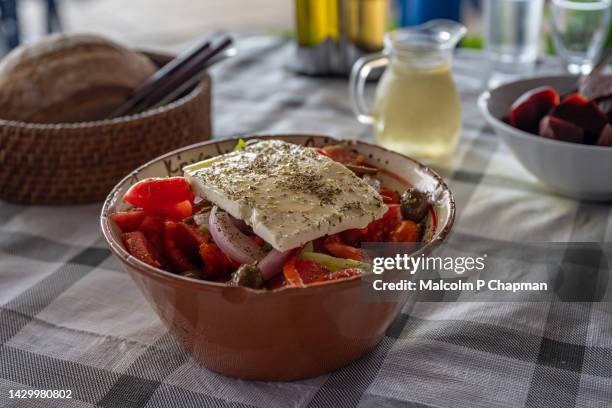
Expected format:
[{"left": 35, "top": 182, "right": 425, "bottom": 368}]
[
  {"left": 484, "top": 0, "right": 544, "bottom": 87},
  {"left": 550, "top": 0, "right": 611, "bottom": 75}
]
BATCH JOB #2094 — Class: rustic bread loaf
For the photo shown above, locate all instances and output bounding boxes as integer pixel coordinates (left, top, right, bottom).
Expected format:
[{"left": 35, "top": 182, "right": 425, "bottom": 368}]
[{"left": 0, "top": 33, "right": 157, "bottom": 123}]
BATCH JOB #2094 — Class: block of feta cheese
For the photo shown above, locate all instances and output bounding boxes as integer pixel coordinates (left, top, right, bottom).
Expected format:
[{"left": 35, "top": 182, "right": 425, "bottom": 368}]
[{"left": 183, "top": 140, "right": 387, "bottom": 252}]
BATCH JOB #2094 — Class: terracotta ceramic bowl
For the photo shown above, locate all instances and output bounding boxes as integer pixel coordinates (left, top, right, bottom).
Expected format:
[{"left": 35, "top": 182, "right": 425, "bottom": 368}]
[{"left": 100, "top": 134, "right": 455, "bottom": 381}]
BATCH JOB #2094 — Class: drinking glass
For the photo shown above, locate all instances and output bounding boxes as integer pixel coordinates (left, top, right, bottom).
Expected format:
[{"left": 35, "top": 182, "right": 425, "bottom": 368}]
[
  {"left": 484, "top": 0, "right": 544, "bottom": 87},
  {"left": 551, "top": 0, "right": 611, "bottom": 75}
]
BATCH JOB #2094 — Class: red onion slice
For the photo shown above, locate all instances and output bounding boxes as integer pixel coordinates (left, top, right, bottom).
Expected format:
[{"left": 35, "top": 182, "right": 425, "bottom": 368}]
[
  {"left": 259, "top": 249, "right": 292, "bottom": 281},
  {"left": 231, "top": 217, "right": 249, "bottom": 232},
  {"left": 209, "top": 206, "right": 264, "bottom": 264}
]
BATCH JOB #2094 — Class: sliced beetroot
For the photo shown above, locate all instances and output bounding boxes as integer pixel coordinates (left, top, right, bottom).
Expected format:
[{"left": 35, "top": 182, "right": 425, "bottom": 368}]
[
  {"left": 597, "top": 124, "right": 612, "bottom": 147},
  {"left": 551, "top": 93, "right": 608, "bottom": 136},
  {"left": 539, "top": 115, "right": 585, "bottom": 144},
  {"left": 510, "top": 87, "right": 560, "bottom": 134}
]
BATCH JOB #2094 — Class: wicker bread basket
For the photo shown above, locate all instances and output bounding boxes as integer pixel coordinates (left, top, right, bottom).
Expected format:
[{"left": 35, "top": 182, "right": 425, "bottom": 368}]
[{"left": 0, "top": 52, "right": 211, "bottom": 204}]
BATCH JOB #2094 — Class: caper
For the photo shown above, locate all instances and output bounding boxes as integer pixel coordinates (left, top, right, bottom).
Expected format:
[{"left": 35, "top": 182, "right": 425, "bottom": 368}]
[
  {"left": 400, "top": 188, "right": 429, "bottom": 222},
  {"left": 230, "top": 263, "right": 264, "bottom": 289}
]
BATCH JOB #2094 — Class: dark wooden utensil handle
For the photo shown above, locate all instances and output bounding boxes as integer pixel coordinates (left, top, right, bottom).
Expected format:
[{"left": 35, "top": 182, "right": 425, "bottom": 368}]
[
  {"left": 110, "top": 36, "right": 228, "bottom": 118},
  {"left": 131, "top": 36, "right": 233, "bottom": 115}
]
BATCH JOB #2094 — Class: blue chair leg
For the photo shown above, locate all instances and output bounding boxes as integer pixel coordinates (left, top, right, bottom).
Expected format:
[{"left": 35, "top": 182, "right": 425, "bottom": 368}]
[
  {"left": 46, "top": 0, "right": 61, "bottom": 32},
  {"left": 0, "top": 0, "right": 20, "bottom": 49}
]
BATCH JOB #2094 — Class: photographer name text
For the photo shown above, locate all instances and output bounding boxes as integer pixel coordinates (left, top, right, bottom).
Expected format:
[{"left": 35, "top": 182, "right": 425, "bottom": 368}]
[
  {"left": 370, "top": 254, "right": 548, "bottom": 292},
  {"left": 373, "top": 279, "right": 548, "bottom": 292}
]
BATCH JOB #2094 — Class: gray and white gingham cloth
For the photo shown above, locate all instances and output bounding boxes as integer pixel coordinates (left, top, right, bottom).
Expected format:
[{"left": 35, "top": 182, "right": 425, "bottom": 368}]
[{"left": 1, "top": 36, "right": 611, "bottom": 408}]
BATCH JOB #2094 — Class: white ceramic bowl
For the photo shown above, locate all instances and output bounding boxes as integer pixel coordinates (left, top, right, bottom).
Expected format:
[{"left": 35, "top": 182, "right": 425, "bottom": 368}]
[{"left": 478, "top": 75, "right": 612, "bottom": 201}]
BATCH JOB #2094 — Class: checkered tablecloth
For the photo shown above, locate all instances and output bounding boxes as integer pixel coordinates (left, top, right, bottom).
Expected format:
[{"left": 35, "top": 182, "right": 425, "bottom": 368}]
[{"left": 1, "top": 36, "right": 611, "bottom": 408}]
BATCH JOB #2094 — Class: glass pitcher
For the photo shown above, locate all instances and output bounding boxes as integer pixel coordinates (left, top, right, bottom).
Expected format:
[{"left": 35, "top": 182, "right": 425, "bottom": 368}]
[{"left": 349, "top": 19, "right": 466, "bottom": 160}]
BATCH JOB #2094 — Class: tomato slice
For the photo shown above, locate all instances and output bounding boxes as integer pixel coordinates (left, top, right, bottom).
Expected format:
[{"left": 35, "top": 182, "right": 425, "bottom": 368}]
[
  {"left": 323, "top": 235, "right": 363, "bottom": 261},
  {"left": 295, "top": 259, "right": 331, "bottom": 284},
  {"left": 283, "top": 249, "right": 359, "bottom": 286},
  {"left": 163, "top": 221, "right": 197, "bottom": 272},
  {"left": 282, "top": 250, "right": 304, "bottom": 287},
  {"left": 389, "top": 220, "right": 421, "bottom": 242},
  {"left": 124, "top": 177, "right": 194, "bottom": 211},
  {"left": 314, "top": 268, "right": 361, "bottom": 283},
  {"left": 363, "top": 204, "right": 402, "bottom": 242},
  {"left": 199, "top": 241, "right": 231, "bottom": 279},
  {"left": 138, "top": 214, "right": 165, "bottom": 253},
  {"left": 139, "top": 214, "right": 165, "bottom": 235},
  {"left": 122, "top": 231, "right": 164, "bottom": 268},
  {"left": 324, "top": 242, "right": 363, "bottom": 261},
  {"left": 163, "top": 200, "right": 193, "bottom": 221},
  {"left": 380, "top": 205, "right": 403, "bottom": 241},
  {"left": 111, "top": 210, "right": 145, "bottom": 232},
  {"left": 146, "top": 231, "right": 164, "bottom": 255},
  {"left": 173, "top": 222, "right": 211, "bottom": 259}
]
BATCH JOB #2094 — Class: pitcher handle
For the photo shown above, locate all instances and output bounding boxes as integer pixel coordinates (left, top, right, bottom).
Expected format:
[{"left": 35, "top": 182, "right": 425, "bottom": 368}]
[{"left": 349, "top": 53, "right": 388, "bottom": 125}]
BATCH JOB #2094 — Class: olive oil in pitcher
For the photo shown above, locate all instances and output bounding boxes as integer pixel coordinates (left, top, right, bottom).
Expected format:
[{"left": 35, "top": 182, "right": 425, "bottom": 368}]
[{"left": 350, "top": 20, "right": 466, "bottom": 160}]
